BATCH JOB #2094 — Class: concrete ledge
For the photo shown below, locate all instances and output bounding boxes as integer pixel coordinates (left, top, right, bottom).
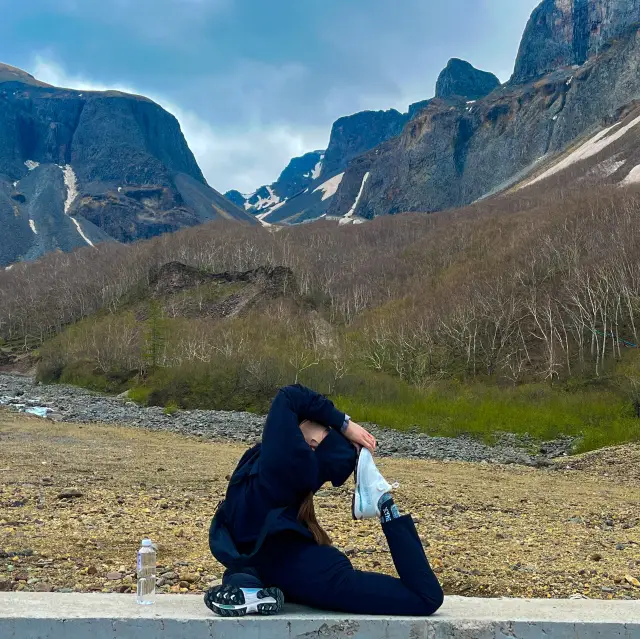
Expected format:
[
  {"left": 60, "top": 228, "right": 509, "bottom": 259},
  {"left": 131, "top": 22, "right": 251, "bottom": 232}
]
[{"left": 0, "top": 593, "right": 638, "bottom": 638}]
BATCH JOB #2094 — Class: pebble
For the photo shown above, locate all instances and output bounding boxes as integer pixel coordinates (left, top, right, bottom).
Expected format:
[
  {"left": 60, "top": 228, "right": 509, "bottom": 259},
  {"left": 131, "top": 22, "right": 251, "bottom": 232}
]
[
  {"left": 106, "top": 572, "right": 122, "bottom": 580},
  {"left": 57, "top": 489, "right": 83, "bottom": 500},
  {"left": 0, "top": 374, "right": 576, "bottom": 466}
]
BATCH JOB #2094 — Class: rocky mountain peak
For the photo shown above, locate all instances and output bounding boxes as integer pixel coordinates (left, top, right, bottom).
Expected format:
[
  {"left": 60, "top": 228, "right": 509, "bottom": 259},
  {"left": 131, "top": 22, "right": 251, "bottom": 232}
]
[
  {"left": 435, "top": 58, "right": 500, "bottom": 101},
  {"left": 0, "top": 62, "right": 49, "bottom": 87},
  {"left": 512, "top": 0, "right": 640, "bottom": 85}
]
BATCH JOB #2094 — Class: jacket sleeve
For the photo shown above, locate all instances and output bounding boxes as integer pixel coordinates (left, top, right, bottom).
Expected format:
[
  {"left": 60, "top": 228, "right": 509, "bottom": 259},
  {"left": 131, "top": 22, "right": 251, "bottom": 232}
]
[
  {"left": 278, "top": 384, "right": 346, "bottom": 431},
  {"left": 257, "top": 386, "right": 345, "bottom": 505}
]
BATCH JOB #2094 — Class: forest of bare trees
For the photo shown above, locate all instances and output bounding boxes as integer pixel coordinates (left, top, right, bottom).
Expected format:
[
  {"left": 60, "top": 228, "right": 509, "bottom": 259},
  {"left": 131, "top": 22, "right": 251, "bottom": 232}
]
[{"left": 3, "top": 185, "right": 640, "bottom": 397}]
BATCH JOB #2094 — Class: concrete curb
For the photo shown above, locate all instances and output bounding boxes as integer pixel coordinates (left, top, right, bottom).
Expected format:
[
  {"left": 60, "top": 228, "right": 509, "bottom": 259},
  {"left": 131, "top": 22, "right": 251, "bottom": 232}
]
[{"left": 0, "top": 593, "right": 638, "bottom": 638}]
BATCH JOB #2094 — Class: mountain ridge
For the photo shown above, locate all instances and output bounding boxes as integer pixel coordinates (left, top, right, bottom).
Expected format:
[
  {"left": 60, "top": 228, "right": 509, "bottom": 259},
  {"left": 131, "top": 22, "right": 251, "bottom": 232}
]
[{"left": 233, "top": 59, "right": 500, "bottom": 226}]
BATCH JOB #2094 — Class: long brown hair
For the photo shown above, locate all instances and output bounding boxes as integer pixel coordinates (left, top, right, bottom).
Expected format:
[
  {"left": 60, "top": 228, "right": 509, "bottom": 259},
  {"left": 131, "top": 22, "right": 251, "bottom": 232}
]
[{"left": 298, "top": 493, "right": 331, "bottom": 546}]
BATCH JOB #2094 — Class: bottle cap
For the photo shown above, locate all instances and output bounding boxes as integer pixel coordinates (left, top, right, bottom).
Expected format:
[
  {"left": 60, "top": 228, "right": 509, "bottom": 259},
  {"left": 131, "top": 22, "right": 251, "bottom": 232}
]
[{"left": 141, "top": 538, "right": 153, "bottom": 547}]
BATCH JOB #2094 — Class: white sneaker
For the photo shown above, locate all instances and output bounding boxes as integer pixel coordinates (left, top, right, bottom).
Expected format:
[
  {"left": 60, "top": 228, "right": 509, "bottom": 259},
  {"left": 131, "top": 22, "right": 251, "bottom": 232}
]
[{"left": 352, "top": 448, "right": 397, "bottom": 520}]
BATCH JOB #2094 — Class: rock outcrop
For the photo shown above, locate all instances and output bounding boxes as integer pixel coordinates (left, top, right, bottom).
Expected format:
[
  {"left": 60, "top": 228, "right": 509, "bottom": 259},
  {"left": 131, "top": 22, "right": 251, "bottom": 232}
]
[
  {"left": 435, "top": 58, "right": 500, "bottom": 101},
  {"left": 512, "top": 0, "right": 640, "bottom": 84},
  {"left": 149, "top": 261, "right": 296, "bottom": 318},
  {"left": 0, "top": 62, "right": 254, "bottom": 267}
]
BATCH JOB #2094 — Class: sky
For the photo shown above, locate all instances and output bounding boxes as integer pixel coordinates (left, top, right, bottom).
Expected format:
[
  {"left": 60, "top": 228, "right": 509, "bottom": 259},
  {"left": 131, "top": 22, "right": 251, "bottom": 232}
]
[{"left": 1, "top": 0, "right": 541, "bottom": 194}]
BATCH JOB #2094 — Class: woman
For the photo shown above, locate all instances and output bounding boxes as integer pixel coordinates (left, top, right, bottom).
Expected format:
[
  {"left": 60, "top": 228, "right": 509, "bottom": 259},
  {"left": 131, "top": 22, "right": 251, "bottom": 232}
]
[{"left": 206, "top": 384, "right": 444, "bottom": 616}]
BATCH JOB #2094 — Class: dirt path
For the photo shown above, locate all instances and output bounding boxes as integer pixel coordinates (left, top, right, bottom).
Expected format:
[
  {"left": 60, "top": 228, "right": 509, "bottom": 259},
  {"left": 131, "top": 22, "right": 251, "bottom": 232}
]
[{"left": 0, "top": 409, "right": 638, "bottom": 600}]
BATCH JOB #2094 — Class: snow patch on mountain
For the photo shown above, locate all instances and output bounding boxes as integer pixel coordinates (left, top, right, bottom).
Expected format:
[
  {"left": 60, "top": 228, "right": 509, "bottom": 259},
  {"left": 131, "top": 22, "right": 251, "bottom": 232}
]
[
  {"left": 57, "top": 164, "right": 94, "bottom": 247},
  {"left": 589, "top": 157, "right": 626, "bottom": 179},
  {"left": 24, "top": 160, "right": 40, "bottom": 171},
  {"left": 621, "top": 164, "right": 640, "bottom": 186},
  {"left": 29, "top": 220, "right": 37, "bottom": 235},
  {"left": 246, "top": 186, "right": 281, "bottom": 212},
  {"left": 61, "top": 165, "right": 79, "bottom": 214},
  {"left": 313, "top": 173, "right": 345, "bottom": 201},
  {"left": 311, "top": 155, "right": 324, "bottom": 180},
  {"left": 340, "top": 172, "right": 370, "bottom": 226}
]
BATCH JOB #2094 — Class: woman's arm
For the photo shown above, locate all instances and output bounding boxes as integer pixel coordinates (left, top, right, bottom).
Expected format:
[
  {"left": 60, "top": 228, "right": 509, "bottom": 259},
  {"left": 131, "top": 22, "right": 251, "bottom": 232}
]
[
  {"left": 278, "top": 384, "right": 347, "bottom": 430},
  {"left": 258, "top": 387, "right": 328, "bottom": 504}
]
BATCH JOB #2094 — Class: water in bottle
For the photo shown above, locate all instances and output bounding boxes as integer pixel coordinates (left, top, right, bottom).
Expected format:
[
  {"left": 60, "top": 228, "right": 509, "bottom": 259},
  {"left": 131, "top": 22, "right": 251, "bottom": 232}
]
[{"left": 136, "top": 539, "right": 156, "bottom": 604}]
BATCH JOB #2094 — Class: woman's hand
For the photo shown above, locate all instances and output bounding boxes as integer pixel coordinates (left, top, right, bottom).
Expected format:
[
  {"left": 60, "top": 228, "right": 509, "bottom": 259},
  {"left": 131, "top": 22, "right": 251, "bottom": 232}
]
[{"left": 344, "top": 420, "right": 377, "bottom": 453}]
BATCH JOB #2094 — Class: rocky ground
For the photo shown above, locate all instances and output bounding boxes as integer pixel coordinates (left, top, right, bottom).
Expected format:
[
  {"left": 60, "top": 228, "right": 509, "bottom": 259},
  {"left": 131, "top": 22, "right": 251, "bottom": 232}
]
[
  {"left": 0, "top": 410, "right": 638, "bottom": 600},
  {"left": 0, "top": 374, "right": 574, "bottom": 466}
]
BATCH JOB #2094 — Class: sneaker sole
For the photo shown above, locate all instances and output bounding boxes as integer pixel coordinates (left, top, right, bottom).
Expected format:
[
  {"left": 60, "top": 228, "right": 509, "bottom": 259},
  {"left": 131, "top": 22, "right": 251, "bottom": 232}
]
[
  {"left": 352, "top": 450, "right": 363, "bottom": 520},
  {"left": 204, "top": 585, "right": 284, "bottom": 617}
]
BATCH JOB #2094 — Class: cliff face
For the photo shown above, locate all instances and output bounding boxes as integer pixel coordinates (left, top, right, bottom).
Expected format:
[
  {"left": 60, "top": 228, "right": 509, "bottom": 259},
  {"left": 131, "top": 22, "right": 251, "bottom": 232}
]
[
  {"left": 0, "top": 63, "right": 253, "bottom": 267},
  {"left": 320, "top": 109, "right": 408, "bottom": 179},
  {"left": 512, "top": 0, "right": 640, "bottom": 84}
]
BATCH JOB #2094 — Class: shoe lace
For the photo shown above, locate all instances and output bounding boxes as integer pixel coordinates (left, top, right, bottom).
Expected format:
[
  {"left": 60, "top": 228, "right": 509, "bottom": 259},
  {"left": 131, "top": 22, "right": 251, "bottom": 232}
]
[{"left": 377, "top": 480, "right": 400, "bottom": 491}]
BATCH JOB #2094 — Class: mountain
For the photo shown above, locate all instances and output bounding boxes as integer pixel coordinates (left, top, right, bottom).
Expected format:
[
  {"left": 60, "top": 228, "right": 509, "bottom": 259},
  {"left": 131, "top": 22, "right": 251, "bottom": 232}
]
[
  {"left": 232, "top": 61, "right": 499, "bottom": 227},
  {"left": 0, "top": 63, "right": 254, "bottom": 267},
  {"left": 224, "top": 150, "right": 324, "bottom": 216},
  {"left": 249, "top": 62, "right": 499, "bottom": 226},
  {"left": 325, "top": 0, "right": 640, "bottom": 221}
]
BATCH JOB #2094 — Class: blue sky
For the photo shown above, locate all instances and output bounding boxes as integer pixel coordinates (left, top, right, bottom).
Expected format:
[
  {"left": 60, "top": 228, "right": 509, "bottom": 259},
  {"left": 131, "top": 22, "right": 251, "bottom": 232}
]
[{"left": 1, "top": 0, "right": 540, "bottom": 193}]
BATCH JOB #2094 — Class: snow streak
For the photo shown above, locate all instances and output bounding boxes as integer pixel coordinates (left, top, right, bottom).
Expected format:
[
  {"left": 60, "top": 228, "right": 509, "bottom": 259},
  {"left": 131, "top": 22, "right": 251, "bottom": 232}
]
[{"left": 340, "top": 172, "right": 370, "bottom": 226}]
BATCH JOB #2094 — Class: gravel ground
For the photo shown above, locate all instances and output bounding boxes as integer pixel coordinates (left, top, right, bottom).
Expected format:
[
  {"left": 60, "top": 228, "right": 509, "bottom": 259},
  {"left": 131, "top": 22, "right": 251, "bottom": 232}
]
[
  {"left": 1, "top": 413, "right": 638, "bottom": 599},
  {"left": 0, "top": 374, "right": 574, "bottom": 466}
]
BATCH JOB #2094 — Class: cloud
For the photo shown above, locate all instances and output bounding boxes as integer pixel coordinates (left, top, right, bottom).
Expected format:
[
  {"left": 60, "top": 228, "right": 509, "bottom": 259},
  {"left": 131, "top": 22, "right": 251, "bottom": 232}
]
[{"left": 31, "top": 56, "right": 327, "bottom": 193}]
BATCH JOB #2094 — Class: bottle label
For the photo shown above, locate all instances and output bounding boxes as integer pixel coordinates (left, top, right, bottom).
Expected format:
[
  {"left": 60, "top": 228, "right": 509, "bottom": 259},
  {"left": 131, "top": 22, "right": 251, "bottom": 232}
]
[{"left": 137, "top": 552, "right": 142, "bottom": 573}]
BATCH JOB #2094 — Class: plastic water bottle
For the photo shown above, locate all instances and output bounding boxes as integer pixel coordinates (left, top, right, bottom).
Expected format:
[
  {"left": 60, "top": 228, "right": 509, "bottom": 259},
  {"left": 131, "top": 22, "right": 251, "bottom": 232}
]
[{"left": 136, "top": 539, "right": 156, "bottom": 604}]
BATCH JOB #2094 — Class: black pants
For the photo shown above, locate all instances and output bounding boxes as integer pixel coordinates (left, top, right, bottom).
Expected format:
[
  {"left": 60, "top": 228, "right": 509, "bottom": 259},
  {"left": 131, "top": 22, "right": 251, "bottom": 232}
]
[{"left": 224, "top": 514, "right": 443, "bottom": 616}]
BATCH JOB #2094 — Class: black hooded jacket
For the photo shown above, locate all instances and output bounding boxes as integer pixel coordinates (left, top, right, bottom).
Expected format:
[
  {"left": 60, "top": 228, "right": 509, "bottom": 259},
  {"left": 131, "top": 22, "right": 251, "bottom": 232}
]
[{"left": 209, "top": 385, "right": 357, "bottom": 572}]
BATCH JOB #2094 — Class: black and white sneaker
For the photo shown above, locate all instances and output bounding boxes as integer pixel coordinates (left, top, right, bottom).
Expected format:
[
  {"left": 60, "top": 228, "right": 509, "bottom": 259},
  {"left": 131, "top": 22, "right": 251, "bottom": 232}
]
[{"left": 204, "top": 584, "right": 284, "bottom": 617}]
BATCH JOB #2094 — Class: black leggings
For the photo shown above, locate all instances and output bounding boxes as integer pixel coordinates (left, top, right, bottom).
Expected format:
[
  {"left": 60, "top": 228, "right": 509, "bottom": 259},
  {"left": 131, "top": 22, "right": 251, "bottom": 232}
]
[{"left": 240, "top": 514, "right": 443, "bottom": 616}]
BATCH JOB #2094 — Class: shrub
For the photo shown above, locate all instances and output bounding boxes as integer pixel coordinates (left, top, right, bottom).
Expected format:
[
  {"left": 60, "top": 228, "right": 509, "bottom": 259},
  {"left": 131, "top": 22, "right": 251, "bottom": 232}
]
[
  {"left": 163, "top": 402, "right": 179, "bottom": 416},
  {"left": 128, "top": 386, "right": 153, "bottom": 406}
]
